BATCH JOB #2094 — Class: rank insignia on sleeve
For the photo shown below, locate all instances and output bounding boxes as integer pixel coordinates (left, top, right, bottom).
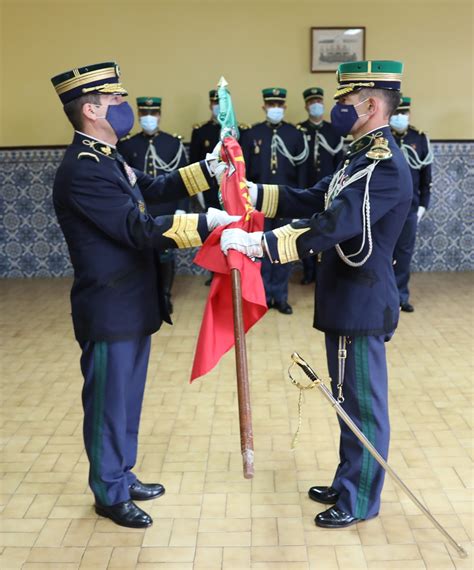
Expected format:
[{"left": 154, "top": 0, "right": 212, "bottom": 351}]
[
  {"left": 138, "top": 200, "right": 146, "bottom": 213},
  {"left": 366, "top": 137, "right": 392, "bottom": 160}
]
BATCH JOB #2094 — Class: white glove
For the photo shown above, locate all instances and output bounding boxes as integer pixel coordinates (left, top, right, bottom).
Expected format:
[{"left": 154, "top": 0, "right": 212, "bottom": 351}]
[
  {"left": 174, "top": 209, "right": 186, "bottom": 215},
  {"left": 205, "top": 141, "right": 226, "bottom": 182},
  {"left": 246, "top": 180, "right": 258, "bottom": 206},
  {"left": 206, "top": 207, "right": 241, "bottom": 231},
  {"left": 417, "top": 206, "right": 426, "bottom": 223},
  {"left": 221, "top": 229, "right": 264, "bottom": 258}
]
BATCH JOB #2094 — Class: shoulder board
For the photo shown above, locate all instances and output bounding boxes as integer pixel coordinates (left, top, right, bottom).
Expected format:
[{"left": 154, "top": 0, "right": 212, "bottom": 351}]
[
  {"left": 193, "top": 121, "right": 206, "bottom": 129},
  {"left": 77, "top": 152, "right": 99, "bottom": 162},
  {"left": 296, "top": 123, "right": 307, "bottom": 132},
  {"left": 409, "top": 124, "right": 423, "bottom": 135},
  {"left": 172, "top": 133, "right": 183, "bottom": 140},
  {"left": 365, "top": 137, "right": 392, "bottom": 161},
  {"left": 238, "top": 122, "right": 251, "bottom": 130},
  {"left": 119, "top": 133, "right": 132, "bottom": 142}
]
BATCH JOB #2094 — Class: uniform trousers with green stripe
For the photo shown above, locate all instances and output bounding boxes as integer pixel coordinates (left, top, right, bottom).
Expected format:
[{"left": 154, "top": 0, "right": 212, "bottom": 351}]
[
  {"left": 80, "top": 336, "right": 151, "bottom": 506},
  {"left": 325, "top": 333, "right": 391, "bottom": 520}
]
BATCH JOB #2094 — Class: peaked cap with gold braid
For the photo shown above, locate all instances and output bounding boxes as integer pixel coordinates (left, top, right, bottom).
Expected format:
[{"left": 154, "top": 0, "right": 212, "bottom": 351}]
[{"left": 334, "top": 60, "right": 403, "bottom": 99}]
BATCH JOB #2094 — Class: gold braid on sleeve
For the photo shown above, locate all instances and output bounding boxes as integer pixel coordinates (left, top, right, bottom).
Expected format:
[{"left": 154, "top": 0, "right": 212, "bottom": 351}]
[
  {"left": 162, "top": 214, "right": 202, "bottom": 248},
  {"left": 272, "top": 225, "right": 310, "bottom": 264},
  {"left": 178, "top": 163, "right": 210, "bottom": 196},
  {"left": 261, "top": 184, "right": 279, "bottom": 218}
]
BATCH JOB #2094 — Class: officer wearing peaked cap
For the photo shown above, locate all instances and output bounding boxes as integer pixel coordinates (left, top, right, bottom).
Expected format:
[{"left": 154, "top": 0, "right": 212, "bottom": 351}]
[
  {"left": 222, "top": 61, "right": 413, "bottom": 527},
  {"left": 189, "top": 90, "right": 222, "bottom": 210},
  {"left": 240, "top": 87, "right": 309, "bottom": 314},
  {"left": 298, "top": 87, "right": 344, "bottom": 284},
  {"left": 390, "top": 96, "right": 433, "bottom": 313},
  {"left": 50, "top": 61, "right": 237, "bottom": 529},
  {"left": 118, "top": 96, "right": 189, "bottom": 315}
]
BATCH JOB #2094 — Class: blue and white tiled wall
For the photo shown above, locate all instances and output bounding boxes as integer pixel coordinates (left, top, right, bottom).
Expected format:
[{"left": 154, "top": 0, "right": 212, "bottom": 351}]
[{"left": 0, "top": 142, "right": 472, "bottom": 278}]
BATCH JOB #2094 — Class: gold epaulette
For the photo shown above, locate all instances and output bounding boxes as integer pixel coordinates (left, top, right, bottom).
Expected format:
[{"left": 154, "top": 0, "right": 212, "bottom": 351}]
[
  {"left": 119, "top": 133, "right": 132, "bottom": 142},
  {"left": 163, "top": 214, "right": 202, "bottom": 248},
  {"left": 77, "top": 152, "right": 99, "bottom": 162},
  {"left": 178, "top": 163, "right": 210, "bottom": 196},
  {"left": 239, "top": 122, "right": 251, "bottom": 130},
  {"left": 193, "top": 121, "right": 205, "bottom": 129},
  {"left": 296, "top": 123, "right": 307, "bottom": 132},
  {"left": 173, "top": 133, "right": 183, "bottom": 140},
  {"left": 366, "top": 137, "right": 392, "bottom": 160}
]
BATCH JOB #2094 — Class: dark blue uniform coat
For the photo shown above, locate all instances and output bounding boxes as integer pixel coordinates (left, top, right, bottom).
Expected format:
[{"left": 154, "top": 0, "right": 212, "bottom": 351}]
[
  {"left": 117, "top": 130, "right": 188, "bottom": 215},
  {"left": 392, "top": 126, "right": 432, "bottom": 304},
  {"left": 53, "top": 132, "right": 212, "bottom": 343},
  {"left": 256, "top": 126, "right": 413, "bottom": 519},
  {"left": 189, "top": 119, "right": 221, "bottom": 209}
]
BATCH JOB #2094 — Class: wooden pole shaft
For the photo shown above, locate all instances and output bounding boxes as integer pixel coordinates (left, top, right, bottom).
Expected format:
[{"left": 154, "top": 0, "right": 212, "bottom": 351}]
[{"left": 230, "top": 268, "right": 254, "bottom": 479}]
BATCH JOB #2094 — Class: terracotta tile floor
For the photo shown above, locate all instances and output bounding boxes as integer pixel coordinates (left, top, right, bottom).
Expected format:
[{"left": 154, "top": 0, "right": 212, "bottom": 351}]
[{"left": 0, "top": 272, "right": 472, "bottom": 569}]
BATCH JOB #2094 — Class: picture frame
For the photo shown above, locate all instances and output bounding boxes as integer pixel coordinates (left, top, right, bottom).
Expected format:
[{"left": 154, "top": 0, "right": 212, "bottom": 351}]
[{"left": 311, "top": 27, "right": 366, "bottom": 73}]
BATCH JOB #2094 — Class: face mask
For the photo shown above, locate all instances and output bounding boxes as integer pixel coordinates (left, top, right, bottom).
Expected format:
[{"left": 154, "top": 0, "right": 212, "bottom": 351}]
[
  {"left": 96, "top": 102, "right": 135, "bottom": 139},
  {"left": 308, "top": 102, "right": 324, "bottom": 118},
  {"left": 330, "top": 98, "right": 369, "bottom": 137},
  {"left": 211, "top": 104, "right": 220, "bottom": 118},
  {"left": 266, "top": 107, "right": 284, "bottom": 124},
  {"left": 390, "top": 113, "right": 409, "bottom": 131},
  {"left": 140, "top": 115, "right": 159, "bottom": 134}
]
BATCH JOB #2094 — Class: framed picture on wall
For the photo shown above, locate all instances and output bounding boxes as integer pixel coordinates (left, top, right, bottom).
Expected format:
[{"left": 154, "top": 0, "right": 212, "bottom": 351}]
[{"left": 311, "top": 27, "right": 365, "bottom": 73}]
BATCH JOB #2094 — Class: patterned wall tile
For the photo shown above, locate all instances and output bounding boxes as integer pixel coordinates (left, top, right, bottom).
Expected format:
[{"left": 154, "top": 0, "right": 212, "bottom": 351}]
[{"left": 0, "top": 143, "right": 472, "bottom": 278}]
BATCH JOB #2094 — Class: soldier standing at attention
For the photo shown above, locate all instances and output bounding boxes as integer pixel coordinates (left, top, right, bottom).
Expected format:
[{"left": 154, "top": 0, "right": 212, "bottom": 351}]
[
  {"left": 118, "top": 97, "right": 188, "bottom": 314},
  {"left": 298, "top": 87, "right": 344, "bottom": 284},
  {"left": 390, "top": 96, "right": 433, "bottom": 312},
  {"left": 51, "top": 62, "right": 237, "bottom": 529},
  {"left": 189, "top": 90, "right": 222, "bottom": 210},
  {"left": 240, "top": 88, "right": 308, "bottom": 314},
  {"left": 222, "top": 61, "right": 412, "bottom": 528}
]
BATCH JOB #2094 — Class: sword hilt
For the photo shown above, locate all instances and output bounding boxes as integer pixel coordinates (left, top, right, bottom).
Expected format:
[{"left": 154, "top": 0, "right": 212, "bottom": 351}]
[{"left": 291, "top": 352, "right": 323, "bottom": 384}]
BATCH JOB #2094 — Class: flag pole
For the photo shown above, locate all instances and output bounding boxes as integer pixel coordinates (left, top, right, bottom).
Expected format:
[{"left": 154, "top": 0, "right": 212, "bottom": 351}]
[{"left": 217, "top": 76, "right": 254, "bottom": 479}]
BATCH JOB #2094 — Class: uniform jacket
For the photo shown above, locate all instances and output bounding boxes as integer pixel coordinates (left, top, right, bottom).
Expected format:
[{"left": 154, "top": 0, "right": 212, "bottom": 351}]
[
  {"left": 53, "top": 132, "right": 213, "bottom": 343},
  {"left": 189, "top": 119, "right": 221, "bottom": 209},
  {"left": 391, "top": 126, "right": 432, "bottom": 212},
  {"left": 241, "top": 121, "right": 307, "bottom": 187},
  {"left": 117, "top": 130, "right": 188, "bottom": 216},
  {"left": 297, "top": 119, "right": 344, "bottom": 186},
  {"left": 257, "top": 126, "right": 413, "bottom": 336}
]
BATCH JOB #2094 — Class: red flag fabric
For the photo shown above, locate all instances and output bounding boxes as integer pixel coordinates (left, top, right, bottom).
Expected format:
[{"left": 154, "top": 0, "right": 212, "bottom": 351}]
[{"left": 190, "top": 137, "right": 267, "bottom": 381}]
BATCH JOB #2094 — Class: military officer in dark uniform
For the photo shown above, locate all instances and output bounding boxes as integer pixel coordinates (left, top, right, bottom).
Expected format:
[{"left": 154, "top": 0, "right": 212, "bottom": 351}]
[
  {"left": 298, "top": 87, "right": 344, "bottom": 284},
  {"left": 189, "top": 90, "right": 221, "bottom": 210},
  {"left": 222, "top": 61, "right": 412, "bottom": 528},
  {"left": 118, "top": 97, "right": 189, "bottom": 314},
  {"left": 240, "top": 87, "right": 308, "bottom": 314},
  {"left": 390, "top": 96, "right": 433, "bottom": 312},
  {"left": 51, "top": 62, "right": 237, "bottom": 529}
]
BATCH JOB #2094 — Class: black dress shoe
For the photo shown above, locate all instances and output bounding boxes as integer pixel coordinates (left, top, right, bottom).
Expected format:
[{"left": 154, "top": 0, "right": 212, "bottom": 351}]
[
  {"left": 400, "top": 302, "right": 414, "bottom": 312},
  {"left": 308, "top": 485, "right": 340, "bottom": 505},
  {"left": 315, "top": 506, "right": 359, "bottom": 528},
  {"left": 95, "top": 500, "right": 153, "bottom": 528},
  {"left": 129, "top": 480, "right": 165, "bottom": 501},
  {"left": 274, "top": 301, "right": 293, "bottom": 315}
]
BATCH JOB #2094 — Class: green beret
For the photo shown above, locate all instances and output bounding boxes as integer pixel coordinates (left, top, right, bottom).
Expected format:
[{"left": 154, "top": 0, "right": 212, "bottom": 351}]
[{"left": 334, "top": 60, "right": 403, "bottom": 99}]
